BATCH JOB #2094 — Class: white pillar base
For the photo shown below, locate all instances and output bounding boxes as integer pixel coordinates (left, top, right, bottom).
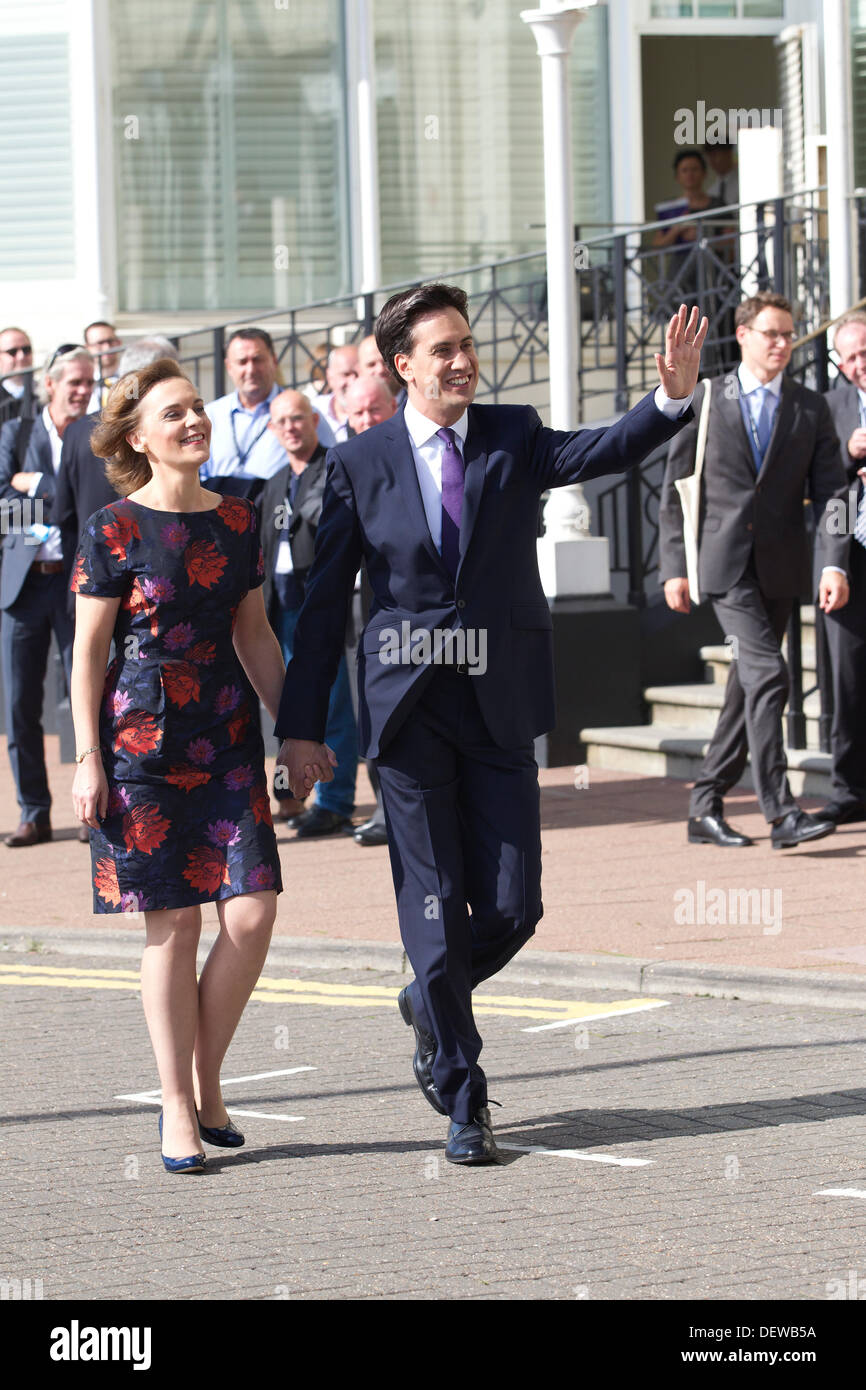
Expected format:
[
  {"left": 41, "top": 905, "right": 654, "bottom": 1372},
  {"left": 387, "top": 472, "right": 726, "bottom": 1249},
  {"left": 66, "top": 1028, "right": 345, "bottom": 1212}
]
[{"left": 537, "top": 535, "right": 610, "bottom": 598}]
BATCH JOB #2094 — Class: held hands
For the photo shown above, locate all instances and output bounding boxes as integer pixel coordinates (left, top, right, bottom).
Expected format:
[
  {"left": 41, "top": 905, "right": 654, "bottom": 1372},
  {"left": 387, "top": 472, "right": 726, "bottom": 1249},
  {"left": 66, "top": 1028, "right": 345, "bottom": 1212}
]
[
  {"left": 655, "top": 304, "right": 709, "bottom": 401},
  {"left": 664, "top": 577, "right": 691, "bottom": 614},
  {"left": 819, "top": 571, "right": 849, "bottom": 614},
  {"left": 72, "top": 753, "right": 109, "bottom": 829},
  {"left": 276, "top": 738, "right": 338, "bottom": 799}
]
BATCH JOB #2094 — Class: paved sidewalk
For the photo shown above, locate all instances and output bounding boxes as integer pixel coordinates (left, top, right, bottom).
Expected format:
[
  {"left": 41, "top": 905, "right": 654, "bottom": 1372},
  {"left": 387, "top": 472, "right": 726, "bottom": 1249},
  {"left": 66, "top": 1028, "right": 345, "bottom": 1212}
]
[
  {"left": 2, "top": 940, "right": 866, "bottom": 1301},
  {"left": 4, "top": 737, "right": 865, "bottom": 986}
]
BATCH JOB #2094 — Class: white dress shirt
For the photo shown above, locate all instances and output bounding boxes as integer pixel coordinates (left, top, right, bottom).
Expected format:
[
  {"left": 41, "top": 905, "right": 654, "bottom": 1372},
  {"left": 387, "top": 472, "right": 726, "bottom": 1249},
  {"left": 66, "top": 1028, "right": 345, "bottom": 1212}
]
[
  {"left": 25, "top": 408, "right": 64, "bottom": 561},
  {"left": 403, "top": 387, "right": 692, "bottom": 554},
  {"left": 312, "top": 392, "right": 350, "bottom": 450},
  {"left": 202, "top": 383, "right": 287, "bottom": 480}
]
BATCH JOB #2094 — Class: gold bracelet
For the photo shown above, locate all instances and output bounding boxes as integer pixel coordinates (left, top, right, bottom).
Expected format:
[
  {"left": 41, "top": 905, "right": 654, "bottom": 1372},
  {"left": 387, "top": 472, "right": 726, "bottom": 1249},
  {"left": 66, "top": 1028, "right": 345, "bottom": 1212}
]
[{"left": 75, "top": 745, "right": 100, "bottom": 764}]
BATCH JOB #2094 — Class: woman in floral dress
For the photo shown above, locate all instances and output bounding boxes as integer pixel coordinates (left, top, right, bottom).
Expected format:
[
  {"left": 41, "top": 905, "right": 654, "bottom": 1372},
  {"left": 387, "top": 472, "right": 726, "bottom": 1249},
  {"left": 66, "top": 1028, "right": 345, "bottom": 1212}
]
[{"left": 70, "top": 359, "right": 292, "bottom": 1172}]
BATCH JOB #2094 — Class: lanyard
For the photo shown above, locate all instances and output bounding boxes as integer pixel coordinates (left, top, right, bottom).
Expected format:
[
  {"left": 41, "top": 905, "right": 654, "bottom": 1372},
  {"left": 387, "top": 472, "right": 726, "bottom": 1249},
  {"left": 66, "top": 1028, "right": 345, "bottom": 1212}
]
[{"left": 230, "top": 405, "right": 270, "bottom": 467}]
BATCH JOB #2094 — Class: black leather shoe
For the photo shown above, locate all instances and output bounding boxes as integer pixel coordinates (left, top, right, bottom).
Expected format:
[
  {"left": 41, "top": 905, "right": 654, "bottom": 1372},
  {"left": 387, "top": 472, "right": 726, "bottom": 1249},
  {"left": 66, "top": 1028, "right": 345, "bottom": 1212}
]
[
  {"left": 687, "top": 814, "right": 753, "bottom": 847},
  {"left": 294, "top": 807, "right": 353, "bottom": 839},
  {"left": 817, "top": 801, "right": 866, "bottom": 826},
  {"left": 275, "top": 796, "right": 307, "bottom": 829},
  {"left": 771, "top": 809, "right": 836, "bottom": 850},
  {"left": 354, "top": 819, "right": 388, "bottom": 847},
  {"left": 445, "top": 1107, "right": 500, "bottom": 1165},
  {"left": 398, "top": 986, "right": 447, "bottom": 1115}
]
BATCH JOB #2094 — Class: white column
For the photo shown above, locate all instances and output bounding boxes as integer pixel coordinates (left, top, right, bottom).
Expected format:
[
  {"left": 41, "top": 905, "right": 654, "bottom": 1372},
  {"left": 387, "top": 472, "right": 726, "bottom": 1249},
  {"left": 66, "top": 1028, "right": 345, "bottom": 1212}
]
[
  {"left": 68, "top": 0, "right": 116, "bottom": 321},
  {"left": 521, "top": 0, "right": 609, "bottom": 597},
  {"left": 823, "top": 0, "right": 856, "bottom": 317},
  {"left": 346, "top": 0, "right": 381, "bottom": 304}
]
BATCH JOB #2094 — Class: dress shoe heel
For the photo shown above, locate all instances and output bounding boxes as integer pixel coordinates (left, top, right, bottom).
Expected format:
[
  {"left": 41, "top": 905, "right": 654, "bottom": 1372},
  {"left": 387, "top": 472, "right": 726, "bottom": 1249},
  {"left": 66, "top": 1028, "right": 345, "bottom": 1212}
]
[
  {"left": 158, "top": 1111, "right": 205, "bottom": 1174},
  {"left": 771, "top": 809, "right": 835, "bottom": 850}
]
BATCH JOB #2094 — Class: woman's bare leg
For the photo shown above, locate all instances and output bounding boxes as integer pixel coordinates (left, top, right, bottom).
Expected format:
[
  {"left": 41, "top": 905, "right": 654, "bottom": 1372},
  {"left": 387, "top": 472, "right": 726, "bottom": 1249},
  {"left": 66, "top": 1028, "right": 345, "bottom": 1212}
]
[
  {"left": 141, "top": 906, "right": 202, "bottom": 1158},
  {"left": 194, "top": 890, "right": 276, "bottom": 1126}
]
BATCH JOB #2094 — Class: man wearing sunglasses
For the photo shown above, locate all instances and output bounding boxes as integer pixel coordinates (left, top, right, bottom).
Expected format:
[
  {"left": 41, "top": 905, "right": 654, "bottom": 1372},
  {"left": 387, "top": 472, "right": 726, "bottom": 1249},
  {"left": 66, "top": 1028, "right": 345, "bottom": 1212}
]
[
  {"left": 660, "top": 291, "right": 849, "bottom": 850},
  {"left": 0, "top": 328, "right": 35, "bottom": 424}
]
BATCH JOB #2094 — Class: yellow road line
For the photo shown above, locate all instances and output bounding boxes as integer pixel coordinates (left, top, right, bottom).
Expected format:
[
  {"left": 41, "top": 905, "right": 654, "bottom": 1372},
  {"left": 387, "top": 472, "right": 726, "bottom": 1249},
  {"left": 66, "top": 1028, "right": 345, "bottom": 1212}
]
[{"left": 0, "top": 963, "right": 665, "bottom": 1025}]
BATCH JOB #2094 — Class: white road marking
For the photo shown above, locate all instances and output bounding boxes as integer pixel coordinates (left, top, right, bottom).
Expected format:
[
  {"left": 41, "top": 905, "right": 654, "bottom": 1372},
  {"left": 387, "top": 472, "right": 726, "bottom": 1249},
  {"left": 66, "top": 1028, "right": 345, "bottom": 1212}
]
[
  {"left": 522, "top": 1000, "right": 670, "bottom": 1033},
  {"left": 498, "top": 1143, "right": 652, "bottom": 1167},
  {"left": 114, "top": 1065, "right": 316, "bottom": 1124},
  {"left": 218, "top": 1067, "right": 316, "bottom": 1085},
  {"left": 814, "top": 1188, "right": 866, "bottom": 1200}
]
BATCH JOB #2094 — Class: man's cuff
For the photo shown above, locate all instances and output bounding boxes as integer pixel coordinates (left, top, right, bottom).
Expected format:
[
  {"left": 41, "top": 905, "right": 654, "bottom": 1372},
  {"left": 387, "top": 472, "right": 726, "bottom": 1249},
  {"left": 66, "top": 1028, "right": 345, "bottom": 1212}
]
[
  {"left": 654, "top": 385, "right": 694, "bottom": 418},
  {"left": 27, "top": 473, "right": 43, "bottom": 498},
  {"left": 821, "top": 566, "right": 848, "bottom": 578}
]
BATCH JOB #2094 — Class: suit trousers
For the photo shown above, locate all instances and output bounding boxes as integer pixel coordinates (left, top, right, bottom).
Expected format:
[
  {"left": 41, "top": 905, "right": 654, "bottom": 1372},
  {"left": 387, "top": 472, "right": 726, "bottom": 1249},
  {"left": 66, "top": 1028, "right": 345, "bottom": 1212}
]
[
  {"left": 375, "top": 667, "right": 542, "bottom": 1123},
  {"left": 824, "top": 541, "right": 866, "bottom": 810},
  {"left": 2, "top": 570, "right": 74, "bottom": 823},
  {"left": 689, "top": 565, "right": 797, "bottom": 823}
]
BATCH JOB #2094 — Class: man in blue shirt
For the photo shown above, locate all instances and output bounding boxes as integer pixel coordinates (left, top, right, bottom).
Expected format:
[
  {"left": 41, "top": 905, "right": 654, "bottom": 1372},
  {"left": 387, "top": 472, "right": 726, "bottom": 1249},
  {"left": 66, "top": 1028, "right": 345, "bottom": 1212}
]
[{"left": 203, "top": 328, "right": 288, "bottom": 487}]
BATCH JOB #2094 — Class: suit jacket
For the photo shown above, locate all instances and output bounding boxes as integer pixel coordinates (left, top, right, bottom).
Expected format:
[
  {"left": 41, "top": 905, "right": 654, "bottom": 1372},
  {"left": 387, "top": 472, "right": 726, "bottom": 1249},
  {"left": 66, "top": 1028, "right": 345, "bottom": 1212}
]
[
  {"left": 54, "top": 412, "right": 121, "bottom": 610},
  {"left": 824, "top": 379, "right": 862, "bottom": 485},
  {"left": 259, "top": 447, "right": 327, "bottom": 622},
  {"left": 275, "top": 392, "right": 693, "bottom": 758},
  {"left": 0, "top": 412, "right": 62, "bottom": 609},
  {"left": 658, "top": 374, "right": 848, "bottom": 599}
]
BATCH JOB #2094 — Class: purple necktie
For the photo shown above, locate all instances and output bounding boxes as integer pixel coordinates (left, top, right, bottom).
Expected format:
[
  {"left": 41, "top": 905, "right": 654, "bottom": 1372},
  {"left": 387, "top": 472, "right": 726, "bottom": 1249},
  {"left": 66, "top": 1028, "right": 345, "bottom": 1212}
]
[{"left": 436, "top": 426, "right": 464, "bottom": 580}]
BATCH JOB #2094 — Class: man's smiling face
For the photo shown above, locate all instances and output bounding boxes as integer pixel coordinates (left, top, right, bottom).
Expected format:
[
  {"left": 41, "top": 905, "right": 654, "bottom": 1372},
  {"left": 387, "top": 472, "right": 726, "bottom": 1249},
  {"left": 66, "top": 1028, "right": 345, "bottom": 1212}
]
[{"left": 396, "top": 308, "right": 479, "bottom": 426}]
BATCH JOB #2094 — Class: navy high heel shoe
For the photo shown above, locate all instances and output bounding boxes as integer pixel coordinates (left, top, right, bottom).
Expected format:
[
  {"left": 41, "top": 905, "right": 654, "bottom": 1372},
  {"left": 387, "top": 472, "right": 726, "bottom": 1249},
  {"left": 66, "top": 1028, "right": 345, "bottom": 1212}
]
[
  {"left": 158, "top": 1111, "right": 206, "bottom": 1174},
  {"left": 196, "top": 1110, "right": 245, "bottom": 1148}
]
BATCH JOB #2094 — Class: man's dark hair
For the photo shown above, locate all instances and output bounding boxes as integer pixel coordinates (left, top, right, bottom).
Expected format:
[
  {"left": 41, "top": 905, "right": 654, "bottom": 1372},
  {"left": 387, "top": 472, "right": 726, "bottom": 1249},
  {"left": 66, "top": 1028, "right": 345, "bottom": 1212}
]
[
  {"left": 375, "top": 283, "right": 470, "bottom": 386},
  {"left": 673, "top": 148, "right": 707, "bottom": 173},
  {"left": 224, "top": 326, "right": 276, "bottom": 357},
  {"left": 735, "top": 291, "right": 793, "bottom": 329},
  {"left": 83, "top": 320, "right": 116, "bottom": 340}
]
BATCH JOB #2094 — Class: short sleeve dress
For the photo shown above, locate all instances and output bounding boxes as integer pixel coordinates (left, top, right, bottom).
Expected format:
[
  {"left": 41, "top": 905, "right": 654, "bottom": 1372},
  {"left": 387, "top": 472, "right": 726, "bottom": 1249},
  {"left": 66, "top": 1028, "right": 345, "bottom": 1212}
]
[{"left": 71, "top": 495, "right": 283, "bottom": 914}]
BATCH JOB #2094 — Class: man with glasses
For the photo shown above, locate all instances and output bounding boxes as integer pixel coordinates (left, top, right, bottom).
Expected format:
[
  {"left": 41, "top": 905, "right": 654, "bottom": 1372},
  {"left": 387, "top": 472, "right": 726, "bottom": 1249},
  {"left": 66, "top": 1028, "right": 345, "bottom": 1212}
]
[
  {"left": 660, "top": 291, "right": 850, "bottom": 849},
  {"left": 83, "top": 321, "right": 123, "bottom": 413},
  {"left": 0, "top": 328, "right": 35, "bottom": 423}
]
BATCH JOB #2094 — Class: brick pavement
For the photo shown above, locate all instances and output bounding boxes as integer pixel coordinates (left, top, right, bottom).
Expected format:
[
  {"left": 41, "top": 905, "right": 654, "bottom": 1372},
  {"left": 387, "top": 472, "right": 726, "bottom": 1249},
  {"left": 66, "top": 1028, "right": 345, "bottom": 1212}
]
[
  {"left": 1, "top": 736, "right": 866, "bottom": 979},
  {"left": 2, "top": 944, "right": 866, "bottom": 1301}
]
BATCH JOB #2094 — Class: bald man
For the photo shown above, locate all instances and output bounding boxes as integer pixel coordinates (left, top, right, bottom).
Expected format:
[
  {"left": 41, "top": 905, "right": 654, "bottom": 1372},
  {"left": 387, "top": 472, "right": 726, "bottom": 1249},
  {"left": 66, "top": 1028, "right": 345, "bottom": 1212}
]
[
  {"left": 261, "top": 390, "right": 359, "bottom": 837},
  {"left": 313, "top": 345, "right": 359, "bottom": 450},
  {"left": 344, "top": 375, "right": 398, "bottom": 435}
]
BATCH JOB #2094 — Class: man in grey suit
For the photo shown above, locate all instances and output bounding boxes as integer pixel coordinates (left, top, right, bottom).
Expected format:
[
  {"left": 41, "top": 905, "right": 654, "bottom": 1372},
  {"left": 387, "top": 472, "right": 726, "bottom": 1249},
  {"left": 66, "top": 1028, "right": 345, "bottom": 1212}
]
[
  {"left": 659, "top": 291, "right": 849, "bottom": 849},
  {"left": 0, "top": 346, "right": 94, "bottom": 846},
  {"left": 820, "top": 311, "right": 866, "bottom": 824}
]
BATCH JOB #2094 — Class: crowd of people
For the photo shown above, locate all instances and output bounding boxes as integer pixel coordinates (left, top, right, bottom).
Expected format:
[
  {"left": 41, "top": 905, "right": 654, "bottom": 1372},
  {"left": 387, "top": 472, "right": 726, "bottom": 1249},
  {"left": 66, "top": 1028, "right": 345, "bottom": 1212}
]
[{"left": 0, "top": 321, "right": 400, "bottom": 851}]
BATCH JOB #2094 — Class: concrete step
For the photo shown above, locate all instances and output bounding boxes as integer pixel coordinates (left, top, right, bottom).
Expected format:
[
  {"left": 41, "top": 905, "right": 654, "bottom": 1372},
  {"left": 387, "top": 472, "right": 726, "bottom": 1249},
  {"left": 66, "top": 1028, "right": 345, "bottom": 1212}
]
[
  {"left": 644, "top": 682, "right": 823, "bottom": 746},
  {"left": 580, "top": 722, "right": 832, "bottom": 797}
]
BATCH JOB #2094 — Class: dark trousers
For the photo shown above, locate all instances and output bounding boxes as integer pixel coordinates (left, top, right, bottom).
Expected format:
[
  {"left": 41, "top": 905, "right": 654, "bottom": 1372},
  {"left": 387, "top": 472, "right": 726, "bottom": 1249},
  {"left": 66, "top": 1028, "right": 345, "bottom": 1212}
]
[
  {"left": 825, "top": 542, "right": 866, "bottom": 809},
  {"left": 2, "top": 571, "right": 74, "bottom": 823},
  {"left": 690, "top": 565, "right": 797, "bottom": 823},
  {"left": 375, "top": 668, "right": 542, "bottom": 1123}
]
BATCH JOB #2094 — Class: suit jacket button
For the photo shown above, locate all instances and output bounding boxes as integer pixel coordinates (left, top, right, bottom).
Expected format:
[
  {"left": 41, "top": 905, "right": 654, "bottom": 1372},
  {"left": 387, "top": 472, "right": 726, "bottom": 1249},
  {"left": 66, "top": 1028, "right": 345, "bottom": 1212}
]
[{"left": 456, "top": 599, "right": 466, "bottom": 609}]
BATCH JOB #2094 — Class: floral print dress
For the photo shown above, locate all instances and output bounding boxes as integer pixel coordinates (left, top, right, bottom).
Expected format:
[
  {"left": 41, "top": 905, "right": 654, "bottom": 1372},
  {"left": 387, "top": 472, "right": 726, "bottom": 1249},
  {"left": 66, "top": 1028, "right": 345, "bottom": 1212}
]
[{"left": 72, "top": 495, "right": 283, "bottom": 914}]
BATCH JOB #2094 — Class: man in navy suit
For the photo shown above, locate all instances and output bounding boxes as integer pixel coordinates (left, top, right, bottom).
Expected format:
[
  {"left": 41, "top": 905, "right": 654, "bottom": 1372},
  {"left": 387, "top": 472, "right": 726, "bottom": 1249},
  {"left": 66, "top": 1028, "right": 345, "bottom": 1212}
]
[
  {"left": 276, "top": 284, "right": 706, "bottom": 1163},
  {"left": 0, "top": 346, "right": 94, "bottom": 846}
]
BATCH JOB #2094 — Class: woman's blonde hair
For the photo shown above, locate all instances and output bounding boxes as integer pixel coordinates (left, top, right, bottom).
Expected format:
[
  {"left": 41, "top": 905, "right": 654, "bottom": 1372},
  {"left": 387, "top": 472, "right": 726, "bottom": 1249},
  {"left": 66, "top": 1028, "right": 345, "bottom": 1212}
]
[{"left": 91, "top": 358, "right": 190, "bottom": 495}]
